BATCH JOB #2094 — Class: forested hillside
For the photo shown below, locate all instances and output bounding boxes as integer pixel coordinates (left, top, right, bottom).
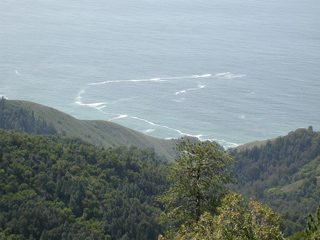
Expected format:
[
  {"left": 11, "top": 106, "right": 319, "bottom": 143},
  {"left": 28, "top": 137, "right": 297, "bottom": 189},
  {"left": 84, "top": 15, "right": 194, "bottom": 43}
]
[
  {"left": 230, "top": 127, "right": 320, "bottom": 236},
  {"left": 0, "top": 127, "right": 319, "bottom": 239},
  {"left": 0, "top": 98, "right": 178, "bottom": 161},
  {"left": 0, "top": 129, "right": 170, "bottom": 239},
  {"left": 1, "top": 97, "right": 319, "bottom": 238}
]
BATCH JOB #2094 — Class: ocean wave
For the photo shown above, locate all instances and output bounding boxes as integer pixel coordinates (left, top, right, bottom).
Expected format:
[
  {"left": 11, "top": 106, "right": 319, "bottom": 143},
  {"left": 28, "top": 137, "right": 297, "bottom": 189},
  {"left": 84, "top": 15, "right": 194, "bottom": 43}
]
[
  {"left": 74, "top": 90, "right": 86, "bottom": 105},
  {"left": 214, "top": 72, "right": 246, "bottom": 79},
  {"left": 175, "top": 90, "right": 187, "bottom": 95},
  {"left": 75, "top": 89, "right": 107, "bottom": 110},
  {"left": 126, "top": 116, "right": 206, "bottom": 140},
  {"left": 193, "top": 74, "right": 211, "bottom": 78},
  {"left": 200, "top": 137, "right": 240, "bottom": 149},
  {"left": 89, "top": 77, "right": 166, "bottom": 85},
  {"left": 76, "top": 73, "right": 241, "bottom": 149},
  {"left": 144, "top": 129, "right": 155, "bottom": 133},
  {"left": 102, "top": 108, "right": 240, "bottom": 149},
  {"left": 175, "top": 83, "right": 206, "bottom": 95},
  {"left": 109, "top": 114, "right": 128, "bottom": 121},
  {"left": 89, "top": 73, "right": 212, "bottom": 85},
  {"left": 172, "top": 98, "right": 186, "bottom": 103},
  {"left": 168, "top": 73, "right": 211, "bottom": 80}
]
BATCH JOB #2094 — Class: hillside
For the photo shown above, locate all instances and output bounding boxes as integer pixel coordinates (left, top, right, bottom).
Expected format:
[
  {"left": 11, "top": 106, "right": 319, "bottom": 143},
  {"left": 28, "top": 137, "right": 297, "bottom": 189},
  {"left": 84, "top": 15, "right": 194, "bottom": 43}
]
[
  {"left": 0, "top": 98, "right": 178, "bottom": 161},
  {"left": 230, "top": 126, "right": 320, "bottom": 237},
  {"left": 0, "top": 129, "right": 170, "bottom": 239}
]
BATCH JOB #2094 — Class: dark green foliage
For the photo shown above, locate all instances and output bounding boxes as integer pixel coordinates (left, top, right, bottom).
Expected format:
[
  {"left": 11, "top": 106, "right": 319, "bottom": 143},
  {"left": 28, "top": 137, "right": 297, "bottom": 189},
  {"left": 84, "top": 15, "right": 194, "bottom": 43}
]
[
  {"left": 230, "top": 127, "right": 320, "bottom": 237},
  {"left": 305, "top": 205, "right": 320, "bottom": 239},
  {"left": 0, "top": 129, "right": 169, "bottom": 239},
  {"left": 0, "top": 98, "right": 57, "bottom": 135},
  {"left": 288, "top": 206, "right": 320, "bottom": 240},
  {"left": 158, "top": 139, "right": 234, "bottom": 236}
]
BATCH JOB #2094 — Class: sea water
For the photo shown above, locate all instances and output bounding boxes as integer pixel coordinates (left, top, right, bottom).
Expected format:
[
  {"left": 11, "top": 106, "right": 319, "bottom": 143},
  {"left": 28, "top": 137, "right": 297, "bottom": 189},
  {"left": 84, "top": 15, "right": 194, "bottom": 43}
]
[{"left": 1, "top": 0, "right": 319, "bottom": 148}]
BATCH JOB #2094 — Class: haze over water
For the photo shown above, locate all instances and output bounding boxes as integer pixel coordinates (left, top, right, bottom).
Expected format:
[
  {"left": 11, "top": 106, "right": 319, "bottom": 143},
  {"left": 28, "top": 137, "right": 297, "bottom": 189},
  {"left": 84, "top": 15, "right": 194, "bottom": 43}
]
[{"left": 1, "top": 0, "right": 319, "bottom": 148}]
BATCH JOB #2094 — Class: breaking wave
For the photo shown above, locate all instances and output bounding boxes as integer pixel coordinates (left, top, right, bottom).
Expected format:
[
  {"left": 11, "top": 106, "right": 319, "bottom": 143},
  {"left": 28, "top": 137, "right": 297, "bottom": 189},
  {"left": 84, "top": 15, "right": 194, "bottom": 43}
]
[
  {"left": 74, "top": 72, "right": 246, "bottom": 148},
  {"left": 89, "top": 73, "right": 212, "bottom": 86},
  {"left": 175, "top": 83, "right": 206, "bottom": 95},
  {"left": 214, "top": 72, "right": 246, "bottom": 79}
]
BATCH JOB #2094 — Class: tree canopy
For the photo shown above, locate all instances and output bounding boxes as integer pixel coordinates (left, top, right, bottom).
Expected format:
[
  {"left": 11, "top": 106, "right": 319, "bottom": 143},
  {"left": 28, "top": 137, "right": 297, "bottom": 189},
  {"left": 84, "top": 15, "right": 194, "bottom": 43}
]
[
  {"left": 157, "top": 139, "right": 234, "bottom": 235},
  {"left": 0, "top": 129, "right": 170, "bottom": 239},
  {"left": 170, "top": 192, "right": 284, "bottom": 240}
]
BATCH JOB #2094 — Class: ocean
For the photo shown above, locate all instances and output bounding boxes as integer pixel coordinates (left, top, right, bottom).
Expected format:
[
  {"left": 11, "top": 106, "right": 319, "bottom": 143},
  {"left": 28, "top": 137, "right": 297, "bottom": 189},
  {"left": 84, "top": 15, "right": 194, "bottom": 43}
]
[{"left": 1, "top": 0, "right": 319, "bottom": 148}]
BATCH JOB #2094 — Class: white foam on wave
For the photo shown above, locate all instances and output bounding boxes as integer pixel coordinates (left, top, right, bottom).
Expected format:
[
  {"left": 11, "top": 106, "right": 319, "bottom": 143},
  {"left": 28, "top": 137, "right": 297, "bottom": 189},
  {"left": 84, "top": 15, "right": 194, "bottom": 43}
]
[
  {"left": 76, "top": 73, "right": 243, "bottom": 149},
  {"left": 200, "top": 137, "right": 240, "bottom": 149},
  {"left": 75, "top": 90, "right": 85, "bottom": 105},
  {"left": 129, "top": 116, "right": 206, "bottom": 140},
  {"left": 168, "top": 73, "right": 211, "bottom": 80},
  {"left": 144, "top": 129, "right": 155, "bottom": 133},
  {"left": 89, "top": 73, "right": 212, "bottom": 85},
  {"left": 175, "top": 83, "right": 206, "bottom": 95},
  {"left": 109, "top": 114, "right": 128, "bottom": 121},
  {"left": 194, "top": 74, "right": 211, "bottom": 78},
  {"left": 75, "top": 89, "right": 107, "bottom": 111},
  {"left": 214, "top": 72, "right": 246, "bottom": 79},
  {"left": 105, "top": 110, "right": 240, "bottom": 149},
  {"left": 172, "top": 98, "right": 186, "bottom": 103},
  {"left": 15, "top": 70, "right": 20, "bottom": 75},
  {"left": 90, "top": 77, "right": 166, "bottom": 85},
  {"left": 175, "top": 90, "right": 186, "bottom": 95}
]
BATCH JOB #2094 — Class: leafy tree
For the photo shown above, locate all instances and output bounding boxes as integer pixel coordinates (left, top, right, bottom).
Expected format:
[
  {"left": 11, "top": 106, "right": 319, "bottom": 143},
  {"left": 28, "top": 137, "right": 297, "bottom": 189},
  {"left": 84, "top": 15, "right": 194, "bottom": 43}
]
[
  {"left": 171, "top": 192, "right": 284, "bottom": 240},
  {"left": 157, "top": 139, "right": 234, "bottom": 234},
  {"left": 0, "top": 129, "right": 170, "bottom": 239},
  {"left": 230, "top": 127, "right": 320, "bottom": 236},
  {"left": 306, "top": 205, "right": 320, "bottom": 239}
]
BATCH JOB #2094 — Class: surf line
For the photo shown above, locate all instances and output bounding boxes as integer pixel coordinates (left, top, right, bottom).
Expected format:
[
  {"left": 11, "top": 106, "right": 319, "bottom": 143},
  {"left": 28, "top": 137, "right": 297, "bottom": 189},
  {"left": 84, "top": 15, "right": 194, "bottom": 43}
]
[
  {"left": 109, "top": 114, "right": 241, "bottom": 149},
  {"left": 213, "top": 72, "right": 246, "bottom": 79},
  {"left": 109, "top": 114, "right": 204, "bottom": 140},
  {"left": 75, "top": 90, "right": 240, "bottom": 149},
  {"left": 175, "top": 83, "right": 206, "bottom": 95},
  {"left": 89, "top": 73, "right": 212, "bottom": 86},
  {"left": 75, "top": 89, "right": 108, "bottom": 111}
]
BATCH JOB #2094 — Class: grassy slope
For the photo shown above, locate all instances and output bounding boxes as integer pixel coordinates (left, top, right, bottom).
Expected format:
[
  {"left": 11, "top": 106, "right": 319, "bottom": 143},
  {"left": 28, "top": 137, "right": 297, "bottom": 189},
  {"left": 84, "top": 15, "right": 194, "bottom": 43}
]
[
  {"left": 5, "top": 100, "right": 178, "bottom": 161},
  {"left": 232, "top": 139, "right": 275, "bottom": 152}
]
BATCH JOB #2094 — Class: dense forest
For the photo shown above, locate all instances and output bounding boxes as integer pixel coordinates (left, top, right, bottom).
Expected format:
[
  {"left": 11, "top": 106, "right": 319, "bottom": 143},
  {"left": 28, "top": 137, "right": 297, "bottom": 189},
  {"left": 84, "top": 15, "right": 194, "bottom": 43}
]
[
  {"left": 230, "top": 126, "right": 320, "bottom": 236},
  {"left": 0, "top": 129, "right": 170, "bottom": 239},
  {"left": 0, "top": 97, "right": 319, "bottom": 239},
  {"left": 0, "top": 128, "right": 319, "bottom": 239}
]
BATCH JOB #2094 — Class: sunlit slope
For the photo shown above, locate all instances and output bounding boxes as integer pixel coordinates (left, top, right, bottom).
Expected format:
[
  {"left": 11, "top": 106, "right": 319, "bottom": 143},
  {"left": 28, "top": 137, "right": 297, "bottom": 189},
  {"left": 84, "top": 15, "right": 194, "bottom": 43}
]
[{"left": 0, "top": 99, "right": 178, "bottom": 161}]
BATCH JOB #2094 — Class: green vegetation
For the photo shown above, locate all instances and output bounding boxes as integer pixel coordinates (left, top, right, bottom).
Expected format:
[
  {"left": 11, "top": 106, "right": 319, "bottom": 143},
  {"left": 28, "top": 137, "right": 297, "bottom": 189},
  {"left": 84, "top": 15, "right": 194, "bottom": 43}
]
[
  {"left": 0, "top": 99, "right": 178, "bottom": 161},
  {"left": 0, "top": 97, "right": 57, "bottom": 135},
  {"left": 305, "top": 205, "right": 320, "bottom": 239},
  {"left": 230, "top": 126, "right": 320, "bottom": 237},
  {"left": 157, "top": 140, "right": 234, "bottom": 237},
  {"left": 287, "top": 206, "right": 320, "bottom": 240},
  {"left": 169, "top": 192, "right": 284, "bottom": 240},
  {"left": 0, "top": 129, "right": 170, "bottom": 239},
  {"left": 1, "top": 98, "right": 319, "bottom": 239},
  {"left": 158, "top": 141, "right": 284, "bottom": 240}
]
